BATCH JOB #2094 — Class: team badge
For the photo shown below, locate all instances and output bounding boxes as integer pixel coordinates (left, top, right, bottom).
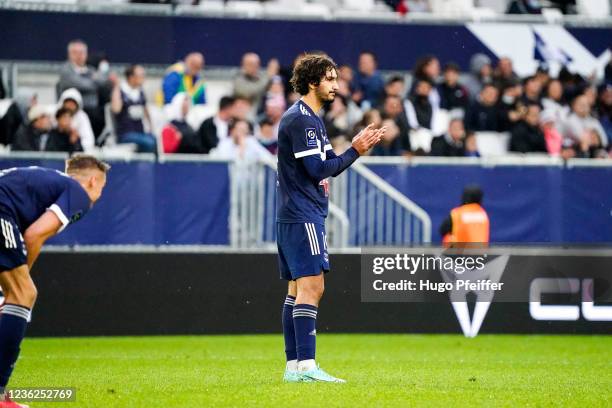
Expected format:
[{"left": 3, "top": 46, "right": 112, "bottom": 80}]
[{"left": 305, "top": 128, "right": 318, "bottom": 147}]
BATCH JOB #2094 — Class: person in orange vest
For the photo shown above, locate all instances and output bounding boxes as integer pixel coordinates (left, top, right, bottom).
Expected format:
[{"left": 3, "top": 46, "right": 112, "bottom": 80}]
[{"left": 440, "top": 184, "right": 489, "bottom": 246}]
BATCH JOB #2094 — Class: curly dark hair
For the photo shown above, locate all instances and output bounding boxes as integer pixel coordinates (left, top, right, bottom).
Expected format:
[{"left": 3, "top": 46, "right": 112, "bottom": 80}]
[{"left": 290, "top": 54, "right": 337, "bottom": 96}]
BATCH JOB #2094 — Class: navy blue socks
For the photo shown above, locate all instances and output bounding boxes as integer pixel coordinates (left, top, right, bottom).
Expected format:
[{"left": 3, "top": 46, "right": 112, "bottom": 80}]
[
  {"left": 292, "top": 304, "right": 317, "bottom": 363},
  {"left": 282, "top": 295, "right": 297, "bottom": 363},
  {"left": 0, "top": 304, "right": 30, "bottom": 392}
]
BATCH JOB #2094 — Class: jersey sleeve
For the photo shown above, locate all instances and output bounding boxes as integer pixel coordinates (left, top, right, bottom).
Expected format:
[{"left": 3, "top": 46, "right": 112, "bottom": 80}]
[
  {"left": 288, "top": 115, "right": 322, "bottom": 159},
  {"left": 47, "top": 180, "right": 91, "bottom": 233}
]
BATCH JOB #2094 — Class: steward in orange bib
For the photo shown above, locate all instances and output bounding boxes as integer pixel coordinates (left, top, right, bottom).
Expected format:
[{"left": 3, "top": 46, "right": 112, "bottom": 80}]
[{"left": 440, "top": 185, "right": 489, "bottom": 246}]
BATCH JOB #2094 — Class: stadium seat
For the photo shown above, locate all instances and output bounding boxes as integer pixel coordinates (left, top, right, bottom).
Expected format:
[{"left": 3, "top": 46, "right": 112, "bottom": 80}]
[
  {"left": 342, "top": 0, "right": 376, "bottom": 12},
  {"left": 474, "top": 131, "right": 510, "bottom": 156},
  {"left": 225, "top": 1, "right": 264, "bottom": 17},
  {"left": 475, "top": 0, "right": 506, "bottom": 14},
  {"left": 409, "top": 128, "right": 434, "bottom": 153},
  {"left": 430, "top": 0, "right": 475, "bottom": 16},
  {"left": 576, "top": 0, "right": 610, "bottom": 17}
]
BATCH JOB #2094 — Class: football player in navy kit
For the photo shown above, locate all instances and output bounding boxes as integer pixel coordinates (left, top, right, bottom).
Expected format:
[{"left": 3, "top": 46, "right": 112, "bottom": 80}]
[
  {"left": 0, "top": 155, "right": 108, "bottom": 408},
  {"left": 277, "top": 54, "right": 385, "bottom": 383}
]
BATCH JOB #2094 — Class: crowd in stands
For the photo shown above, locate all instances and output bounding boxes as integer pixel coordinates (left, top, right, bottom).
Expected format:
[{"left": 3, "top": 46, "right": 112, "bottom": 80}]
[{"left": 0, "top": 39, "right": 611, "bottom": 161}]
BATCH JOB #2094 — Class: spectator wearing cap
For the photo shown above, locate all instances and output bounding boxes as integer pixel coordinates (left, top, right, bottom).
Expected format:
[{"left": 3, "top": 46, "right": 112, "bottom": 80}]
[
  {"left": 233, "top": 52, "right": 279, "bottom": 109},
  {"left": 464, "top": 54, "right": 493, "bottom": 100},
  {"left": 111, "top": 64, "right": 156, "bottom": 153},
  {"left": 57, "top": 39, "right": 113, "bottom": 138},
  {"left": 57, "top": 88, "right": 95, "bottom": 152},
  {"left": 45, "top": 107, "right": 83, "bottom": 153},
  {"left": 430, "top": 118, "right": 466, "bottom": 157},
  {"left": 352, "top": 51, "right": 386, "bottom": 110},
  {"left": 197, "top": 96, "right": 236, "bottom": 154},
  {"left": 12, "top": 106, "right": 52, "bottom": 151},
  {"left": 438, "top": 62, "right": 469, "bottom": 112},
  {"left": 163, "top": 52, "right": 207, "bottom": 105},
  {"left": 563, "top": 94, "right": 608, "bottom": 148},
  {"left": 510, "top": 103, "right": 547, "bottom": 153},
  {"left": 540, "top": 109, "right": 563, "bottom": 156},
  {"left": 465, "top": 84, "right": 502, "bottom": 132}
]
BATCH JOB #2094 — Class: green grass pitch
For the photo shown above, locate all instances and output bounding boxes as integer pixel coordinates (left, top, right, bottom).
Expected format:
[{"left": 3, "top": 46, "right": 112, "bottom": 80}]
[{"left": 11, "top": 334, "right": 612, "bottom": 407}]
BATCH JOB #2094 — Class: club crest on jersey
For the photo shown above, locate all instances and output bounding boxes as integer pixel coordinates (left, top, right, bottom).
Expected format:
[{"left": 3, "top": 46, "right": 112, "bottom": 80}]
[{"left": 305, "top": 128, "right": 318, "bottom": 147}]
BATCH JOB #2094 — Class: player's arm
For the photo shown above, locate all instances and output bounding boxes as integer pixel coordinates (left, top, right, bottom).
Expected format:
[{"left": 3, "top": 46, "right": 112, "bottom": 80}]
[
  {"left": 23, "top": 210, "right": 63, "bottom": 269},
  {"left": 301, "top": 124, "right": 384, "bottom": 180}
]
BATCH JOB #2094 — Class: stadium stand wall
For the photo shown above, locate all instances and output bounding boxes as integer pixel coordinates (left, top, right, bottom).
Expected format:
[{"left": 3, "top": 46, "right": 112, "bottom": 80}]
[
  {"left": 1, "top": 157, "right": 610, "bottom": 245},
  {"left": 28, "top": 251, "right": 612, "bottom": 336},
  {"left": 0, "top": 9, "right": 610, "bottom": 73}
]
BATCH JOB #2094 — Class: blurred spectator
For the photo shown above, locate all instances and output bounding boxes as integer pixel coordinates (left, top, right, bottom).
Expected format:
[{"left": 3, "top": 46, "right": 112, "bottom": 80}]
[
  {"left": 507, "top": 0, "right": 542, "bottom": 14},
  {"left": 464, "top": 132, "right": 480, "bottom": 157},
  {"left": 464, "top": 84, "right": 501, "bottom": 132},
  {"left": 384, "top": 0, "right": 408, "bottom": 14},
  {"left": 162, "top": 52, "right": 206, "bottom": 105},
  {"left": 411, "top": 55, "right": 441, "bottom": 109},
  {"left": 232, "top": 96, "right": 255, "bottom": 122},
  {"left": 381, "top": 75, "right": 406, "bottom": 101},
  {"left": 542, "top": 79, "right": 569, "bottom": 123},
  {"left": 494, "top": 57, "right": 520, "bottom": 90},
  {"left": 521, "top": 75, "right": 543, "bottom": 106},
  {"left": 233, "top": 53, "right": 279, "bottom": 109},
  {"left": 197, "top": 96, "right": 236, "bottom": 154},
  {"left": 0, "top": 100, "right": 23, "bottom": 146},
  {"left": 324, "top": 95, "right": 350, "bottom": 139},
  {"left": 540, "top": 110, "right": 563, "bottom": 156},
  {"left": 12, "top": 106, "right": 51, "bottom": 151},
  {"left": 256, "top": 117, "right": 278, "bottom": 155},
  {"left": 111, "top": 64, "right": 156, "bottom": 153},
  {"left": 161, "top": 93, "right": 199, "bottom": 154},
  {"left": 338, "top": 65, "right": 354, "bottom": 84},
  {"left": 57, "top": 39, "right": 113, "bottom": 138},
  {"left": 212, "top": 118, "right": 271, "bottom": 161},
  {"left": 464, "top": 54, "right": 493, "bottom": 100},
  {"left": 0, "top": 70, "right": 4, "bottom": 99},
  {"left": 353, "top": 109, "right": 383, "bottom": 136},
  {"left": 430, "top": 118, "right": 466, "bottom": 157},
  {"left": 575, "top": 128, "right": 607, "bottom": 159},
  {"left": 498, "top": 79, "right": 525, "bottom": 131},
  {"left": 57, "top": 88, "right": 95, "bottom": 152},
  {"left": 371, "top": 118, "right": 402, "bottom": 156},
  {"left": 352, "top": 52, "right": 385, "bottom": 110},
  {"left": 336, "top": 77, "right": 363, "bottom": 126},
  {"left": 258, "top": 75, "right": 286, "bottom": 115},
  {"left": 510, "top": 103, "right": 547, "bottom": 153},
  {"left": 261, "top": 94, "right": 284, "bottom": 140},
  {"left": 534, "top": 64, "right": 551, "bottom": 87},
  {"left": 404, "top": 79, "right": 436, "bottom": 130},
  {"left": 439, "top": 62, "right": 469, "bottom": 112},
  {"left": 45, "top": 108, "right": 83, "bottom": 153},
  {"left": 596, "top": 84, "right": 611, "bottom": 146},
  {"left": 563, "top": 94, "right": 607, "bottom": 147},
  {"left": 381, "top": 95, "right": 411, "bottom": 153}
]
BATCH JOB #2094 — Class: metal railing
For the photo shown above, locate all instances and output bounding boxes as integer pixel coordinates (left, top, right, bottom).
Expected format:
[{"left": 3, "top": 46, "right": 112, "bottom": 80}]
[
  {"left": 229, "top": 158, "right": 350, "bottom": 249},
  {"left": 330, "top": 162, "right": 432, "bottom": 246}
]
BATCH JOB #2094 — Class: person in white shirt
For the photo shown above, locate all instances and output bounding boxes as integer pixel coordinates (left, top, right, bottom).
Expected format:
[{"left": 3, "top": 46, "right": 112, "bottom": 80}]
[{"left": 212, "top": 118, "right": 271, "bottom": 162}]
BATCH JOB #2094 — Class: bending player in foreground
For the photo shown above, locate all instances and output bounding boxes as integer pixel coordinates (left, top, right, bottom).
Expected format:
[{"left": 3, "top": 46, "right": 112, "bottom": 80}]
[
  {"left": 277, "top": 54, "right": 385, "bottom": 383},
  {"left": 0, "top": 155, "right": 109, "bottom": 408}
]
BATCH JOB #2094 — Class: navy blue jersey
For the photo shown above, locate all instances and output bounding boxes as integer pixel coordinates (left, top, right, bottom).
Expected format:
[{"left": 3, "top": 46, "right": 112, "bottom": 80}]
[
  {"left": 0, "top": 166, "right": 91, "bottom": 233},
  {"left": 276, "top": 100, "right": 334, "bottom": 224}
]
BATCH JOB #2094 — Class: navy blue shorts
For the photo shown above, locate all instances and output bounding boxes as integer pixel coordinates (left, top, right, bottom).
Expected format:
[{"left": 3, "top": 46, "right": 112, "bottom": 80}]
[
  {"left": 0, "top": 212, "right": 26, "bottom": 272},
  {"left": 277, "top": 222, "right": 329, "bottom": 281}
]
